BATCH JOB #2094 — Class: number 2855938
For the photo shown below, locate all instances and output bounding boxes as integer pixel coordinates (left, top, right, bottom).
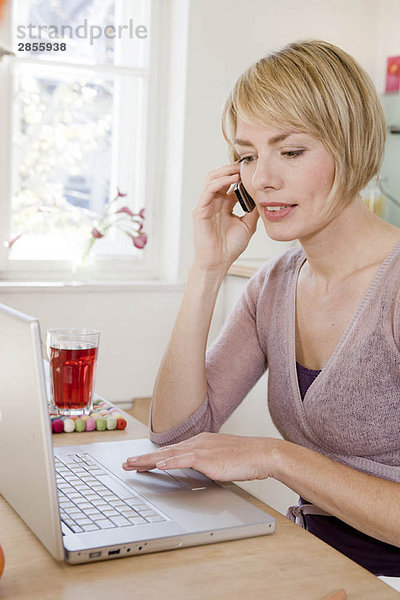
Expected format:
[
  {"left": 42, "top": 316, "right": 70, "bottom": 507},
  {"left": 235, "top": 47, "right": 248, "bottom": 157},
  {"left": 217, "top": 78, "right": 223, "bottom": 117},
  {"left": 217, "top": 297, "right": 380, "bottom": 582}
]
[{"left": 18, "top": 42, "right": 67, "bottom": 52}]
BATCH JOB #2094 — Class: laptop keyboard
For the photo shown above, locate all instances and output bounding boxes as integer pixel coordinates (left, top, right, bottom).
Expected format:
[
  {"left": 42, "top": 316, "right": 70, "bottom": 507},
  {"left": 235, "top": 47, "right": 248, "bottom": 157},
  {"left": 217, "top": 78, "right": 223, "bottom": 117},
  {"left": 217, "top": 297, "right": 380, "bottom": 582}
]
[{"left": 54, "top": 452, "right": 167, "bottom": 533}]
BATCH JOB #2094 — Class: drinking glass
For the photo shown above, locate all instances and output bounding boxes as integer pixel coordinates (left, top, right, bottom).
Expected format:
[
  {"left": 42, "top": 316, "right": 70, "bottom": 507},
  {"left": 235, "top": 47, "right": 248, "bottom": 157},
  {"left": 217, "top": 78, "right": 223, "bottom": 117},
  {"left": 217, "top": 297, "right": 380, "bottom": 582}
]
[{"left": 47, "top": 328, "right": 100, "bottom": 416}]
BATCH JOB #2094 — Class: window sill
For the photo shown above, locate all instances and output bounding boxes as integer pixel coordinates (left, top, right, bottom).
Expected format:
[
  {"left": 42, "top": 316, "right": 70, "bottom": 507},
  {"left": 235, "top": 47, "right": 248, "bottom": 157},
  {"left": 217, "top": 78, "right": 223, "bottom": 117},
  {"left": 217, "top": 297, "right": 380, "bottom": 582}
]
[{"left": 0, "top": 279, "right": 185, "bottom": 293}]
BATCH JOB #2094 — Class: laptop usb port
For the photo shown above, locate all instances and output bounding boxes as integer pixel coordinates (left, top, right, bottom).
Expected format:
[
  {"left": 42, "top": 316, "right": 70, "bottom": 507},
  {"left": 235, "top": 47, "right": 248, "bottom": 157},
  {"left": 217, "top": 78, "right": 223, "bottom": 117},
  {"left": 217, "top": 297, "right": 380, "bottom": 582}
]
[
  {"left": 108, "top": 549, "right": 120, "bottom": 556},
  {"left": 89, "top": 551, "right": 102, "bottom": 558}
]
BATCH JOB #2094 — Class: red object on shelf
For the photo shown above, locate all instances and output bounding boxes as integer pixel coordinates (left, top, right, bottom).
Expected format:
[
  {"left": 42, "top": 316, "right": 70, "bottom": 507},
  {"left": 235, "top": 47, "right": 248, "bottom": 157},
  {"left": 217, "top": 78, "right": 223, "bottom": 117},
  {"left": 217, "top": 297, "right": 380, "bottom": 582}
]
[
  {"left": 386, "top": 56, "right": 400, "bottom": 93},
  {"left": 0, "top": 544, "right": 5, "bottom": 579},
  {"left": 0, "top": 0, "right": 8, "bottom": 22}
]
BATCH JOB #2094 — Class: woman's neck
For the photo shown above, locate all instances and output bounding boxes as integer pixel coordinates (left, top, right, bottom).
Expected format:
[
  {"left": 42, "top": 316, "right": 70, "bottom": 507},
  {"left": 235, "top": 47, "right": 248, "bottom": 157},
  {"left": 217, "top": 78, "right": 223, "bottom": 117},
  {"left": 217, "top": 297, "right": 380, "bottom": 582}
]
[{"left": 298, "top": 196, "right": 400, "bottom": 291}]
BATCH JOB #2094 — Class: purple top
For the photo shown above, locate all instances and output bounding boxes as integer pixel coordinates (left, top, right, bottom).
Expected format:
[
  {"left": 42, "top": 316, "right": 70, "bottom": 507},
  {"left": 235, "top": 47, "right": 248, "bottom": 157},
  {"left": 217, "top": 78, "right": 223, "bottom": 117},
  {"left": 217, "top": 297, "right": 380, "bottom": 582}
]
[
  {"left": 296, "top": 362, "right": 321, "bottom": 400},
  {"left": 150, "top": 246, "right": 400, "bottom": 576},
  {"left": 296, "top": 362, "right": 400, "bottom": 576}
]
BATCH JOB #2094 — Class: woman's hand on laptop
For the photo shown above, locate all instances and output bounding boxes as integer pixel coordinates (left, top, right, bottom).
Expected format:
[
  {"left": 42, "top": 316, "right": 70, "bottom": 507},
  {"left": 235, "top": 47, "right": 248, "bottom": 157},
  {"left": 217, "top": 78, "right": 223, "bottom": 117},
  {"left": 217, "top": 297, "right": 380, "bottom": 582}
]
[{"left": 122, "top": 432, "right": 281, "bottom": 481}]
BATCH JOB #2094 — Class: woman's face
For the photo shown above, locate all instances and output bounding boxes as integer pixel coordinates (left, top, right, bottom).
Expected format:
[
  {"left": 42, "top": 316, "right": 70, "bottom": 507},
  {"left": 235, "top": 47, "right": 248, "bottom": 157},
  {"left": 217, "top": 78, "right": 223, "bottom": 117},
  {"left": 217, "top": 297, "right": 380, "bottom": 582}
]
[{"left": 234, "top": 118, "right": 337, "bottom": 242}]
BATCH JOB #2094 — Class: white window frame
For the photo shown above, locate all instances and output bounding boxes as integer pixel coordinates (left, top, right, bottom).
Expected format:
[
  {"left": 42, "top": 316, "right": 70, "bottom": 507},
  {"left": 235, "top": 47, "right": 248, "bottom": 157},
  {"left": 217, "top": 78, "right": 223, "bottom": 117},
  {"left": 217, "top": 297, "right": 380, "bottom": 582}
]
[{"left": 0, "top": 0, "right": 174, "bottom": 283}]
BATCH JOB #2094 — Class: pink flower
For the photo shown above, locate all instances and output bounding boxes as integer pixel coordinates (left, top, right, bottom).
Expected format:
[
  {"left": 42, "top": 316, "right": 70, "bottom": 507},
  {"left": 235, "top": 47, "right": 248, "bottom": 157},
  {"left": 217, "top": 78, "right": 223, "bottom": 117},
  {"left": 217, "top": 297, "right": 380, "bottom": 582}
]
[
  {"left": 126, "top": 232, "right": 147, "bottom": 249},
  {"left": 83, "top": 189, "right": 148, "bottom": 263},
  {"left": 4, "top": 233, "right": 23, "bottom": 249},
  {"left": 116, "top": 206, "right": 134, "bottom": 217},
  {"left": 91, "top": 227, "right": 104, "bottom": 239}
]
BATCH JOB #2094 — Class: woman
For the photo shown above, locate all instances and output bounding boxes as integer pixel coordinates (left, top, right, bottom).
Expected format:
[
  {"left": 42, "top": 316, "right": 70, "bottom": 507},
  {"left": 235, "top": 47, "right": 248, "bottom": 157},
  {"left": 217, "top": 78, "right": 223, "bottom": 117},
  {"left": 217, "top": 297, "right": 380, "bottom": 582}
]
[{"left": 123, "top": 40, "right": 400, "bottom": 576}]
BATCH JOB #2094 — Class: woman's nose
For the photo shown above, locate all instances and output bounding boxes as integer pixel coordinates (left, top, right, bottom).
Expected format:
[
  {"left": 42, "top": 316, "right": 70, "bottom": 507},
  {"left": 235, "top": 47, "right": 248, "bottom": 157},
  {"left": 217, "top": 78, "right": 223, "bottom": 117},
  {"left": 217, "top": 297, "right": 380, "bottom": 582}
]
[{"left": 251, "top": 160, "right": 282, "bottom": 192}]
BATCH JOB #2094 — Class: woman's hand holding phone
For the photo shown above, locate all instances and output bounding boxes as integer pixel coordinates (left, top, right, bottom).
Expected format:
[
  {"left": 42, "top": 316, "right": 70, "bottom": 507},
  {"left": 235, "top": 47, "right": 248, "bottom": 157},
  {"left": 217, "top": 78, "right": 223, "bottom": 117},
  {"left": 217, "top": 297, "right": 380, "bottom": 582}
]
[{"left": 192, "top": 163, "right": 259, "bottom": 272}]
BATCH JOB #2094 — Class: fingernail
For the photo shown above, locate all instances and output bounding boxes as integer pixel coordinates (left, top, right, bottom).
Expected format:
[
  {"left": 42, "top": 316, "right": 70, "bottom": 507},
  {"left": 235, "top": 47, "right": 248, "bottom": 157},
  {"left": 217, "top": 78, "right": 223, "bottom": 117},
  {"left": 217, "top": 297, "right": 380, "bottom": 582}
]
[
  {"left": 127, "top": 457, "right": 138, "bottom": 462},
  {"left": 156, "top": 461, "right": 167, "bottom": 468}
]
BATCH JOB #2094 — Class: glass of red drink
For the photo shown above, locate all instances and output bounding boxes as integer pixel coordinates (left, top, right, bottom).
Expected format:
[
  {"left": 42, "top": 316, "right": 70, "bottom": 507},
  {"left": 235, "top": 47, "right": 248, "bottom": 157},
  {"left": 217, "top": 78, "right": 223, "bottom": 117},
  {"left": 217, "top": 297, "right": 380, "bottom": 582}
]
[{"left": 46, "top": 328, "right": 100, "bottom": 416}]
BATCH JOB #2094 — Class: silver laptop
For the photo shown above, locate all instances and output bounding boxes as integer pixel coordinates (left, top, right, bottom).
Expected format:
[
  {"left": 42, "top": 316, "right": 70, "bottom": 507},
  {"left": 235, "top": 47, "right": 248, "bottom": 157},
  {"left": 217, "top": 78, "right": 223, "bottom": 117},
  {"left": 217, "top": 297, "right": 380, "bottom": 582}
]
[{"left": 0, "top": 303, "right": 276, "bottom": 564}]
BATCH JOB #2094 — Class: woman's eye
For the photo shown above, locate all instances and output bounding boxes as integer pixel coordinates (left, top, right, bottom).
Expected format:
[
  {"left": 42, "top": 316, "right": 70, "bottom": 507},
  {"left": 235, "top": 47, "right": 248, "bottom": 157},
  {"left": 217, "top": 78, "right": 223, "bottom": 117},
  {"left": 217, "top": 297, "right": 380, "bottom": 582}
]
[
  {"left": 238, "top": 156, "right": 256, "bottom": 164},
  {"left": 281, "top": 150, "right": 305, "bottom": 159}
]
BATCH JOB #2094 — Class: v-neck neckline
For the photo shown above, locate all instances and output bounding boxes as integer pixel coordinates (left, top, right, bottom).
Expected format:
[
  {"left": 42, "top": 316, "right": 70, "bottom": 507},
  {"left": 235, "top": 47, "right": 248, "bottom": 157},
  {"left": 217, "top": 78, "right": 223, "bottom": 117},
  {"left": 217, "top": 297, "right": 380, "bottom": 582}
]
[{"left": 290, "top": 237, "right": 400, "bottom": 409}]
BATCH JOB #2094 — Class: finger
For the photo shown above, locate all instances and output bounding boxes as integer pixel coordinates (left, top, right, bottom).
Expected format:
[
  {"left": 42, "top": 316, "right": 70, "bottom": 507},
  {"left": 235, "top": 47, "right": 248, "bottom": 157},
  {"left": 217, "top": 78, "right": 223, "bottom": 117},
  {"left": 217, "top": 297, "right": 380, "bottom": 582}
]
[
  {"left": 127, "top": 445, "right": 175, "bottom": 460},
  {"left": 123, "top": 453, "right": 162, "bottom": 470},
  {"left": 204, "top": 163, "right": 240, "bottom": 184},
  {"left": 122, "top": 462, "right": 154, "bottom": 472},
  {"left": 123, "top": 445, "right": 184, "bottom": 470},
  {"left": 240, "top": 205, "right": 260, "bottom": 234},
  {"left": 155, "top": 451, "right": 224, "bottom": 481},
  {"left": 202, "top": 173, "right": 240, "bottom": 200},
  {"left": 197, "top": 174, "right": 241, "bottom": 213},
  {"left": 155, "top": 452, "right": 197, "bottom": 470},
  {"left": 122, "top": 461, "right": 135, "bottom": 471}
]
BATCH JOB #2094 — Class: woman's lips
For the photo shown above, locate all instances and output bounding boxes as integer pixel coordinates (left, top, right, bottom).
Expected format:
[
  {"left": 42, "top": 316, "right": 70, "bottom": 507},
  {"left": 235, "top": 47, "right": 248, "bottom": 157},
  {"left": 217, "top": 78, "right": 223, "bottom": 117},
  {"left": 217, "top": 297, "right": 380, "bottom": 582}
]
[{"left": 262, "top": 203, "right": 297, "bottom": 222}]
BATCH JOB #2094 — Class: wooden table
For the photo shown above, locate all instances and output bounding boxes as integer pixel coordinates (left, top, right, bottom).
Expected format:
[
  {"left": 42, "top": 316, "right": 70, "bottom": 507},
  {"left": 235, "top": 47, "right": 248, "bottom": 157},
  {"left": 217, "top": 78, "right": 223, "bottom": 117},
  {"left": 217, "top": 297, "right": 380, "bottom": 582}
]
[{"left": 0, "top": 411, "right": 398, "bottom": 600}]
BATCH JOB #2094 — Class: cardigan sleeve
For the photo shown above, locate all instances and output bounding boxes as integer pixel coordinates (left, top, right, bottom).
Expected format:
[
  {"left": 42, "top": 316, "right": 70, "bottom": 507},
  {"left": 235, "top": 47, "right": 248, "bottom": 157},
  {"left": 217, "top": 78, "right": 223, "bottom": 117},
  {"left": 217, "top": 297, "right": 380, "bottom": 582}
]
[{"left": 149, "top": 262, "right": 270, "bottom": 445}]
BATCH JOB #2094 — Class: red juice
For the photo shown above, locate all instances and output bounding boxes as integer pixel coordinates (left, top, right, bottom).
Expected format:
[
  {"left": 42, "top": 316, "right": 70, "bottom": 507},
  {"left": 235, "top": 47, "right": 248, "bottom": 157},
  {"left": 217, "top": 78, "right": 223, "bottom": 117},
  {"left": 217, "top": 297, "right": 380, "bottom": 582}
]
[{"left": 49, "top": 344, "right": 98, "bottom": 412}]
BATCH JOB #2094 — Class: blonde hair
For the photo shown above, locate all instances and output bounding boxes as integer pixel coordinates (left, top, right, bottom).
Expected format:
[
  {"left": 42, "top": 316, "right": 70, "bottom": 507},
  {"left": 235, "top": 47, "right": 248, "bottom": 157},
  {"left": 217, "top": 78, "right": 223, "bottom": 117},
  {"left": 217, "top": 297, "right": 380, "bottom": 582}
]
[{"left": 221, "top": 39, "right": 387, "bottom": 217}]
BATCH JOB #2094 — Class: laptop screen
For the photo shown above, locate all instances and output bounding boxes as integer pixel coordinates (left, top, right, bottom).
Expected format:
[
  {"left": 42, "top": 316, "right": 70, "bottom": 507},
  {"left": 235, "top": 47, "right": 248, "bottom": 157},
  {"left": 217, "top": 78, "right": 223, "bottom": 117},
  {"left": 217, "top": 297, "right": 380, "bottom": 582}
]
[{"left": 0, "top": 304, "right": 64, "bottom": 560}]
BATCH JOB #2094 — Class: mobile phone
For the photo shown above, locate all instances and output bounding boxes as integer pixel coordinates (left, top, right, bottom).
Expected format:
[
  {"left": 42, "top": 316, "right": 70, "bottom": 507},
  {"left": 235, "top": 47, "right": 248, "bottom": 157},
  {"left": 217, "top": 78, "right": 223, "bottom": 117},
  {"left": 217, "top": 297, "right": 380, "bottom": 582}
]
[{"left": 233, "top": 181, "right": 256, "bottom": 212}]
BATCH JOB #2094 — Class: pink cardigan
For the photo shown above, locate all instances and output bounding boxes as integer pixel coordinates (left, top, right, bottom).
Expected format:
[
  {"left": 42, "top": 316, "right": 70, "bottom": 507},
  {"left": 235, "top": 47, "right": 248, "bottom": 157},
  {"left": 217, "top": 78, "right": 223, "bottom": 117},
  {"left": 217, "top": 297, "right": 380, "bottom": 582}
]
[{"left": 150, "top": 242, "right": 400, "bottom": 483}]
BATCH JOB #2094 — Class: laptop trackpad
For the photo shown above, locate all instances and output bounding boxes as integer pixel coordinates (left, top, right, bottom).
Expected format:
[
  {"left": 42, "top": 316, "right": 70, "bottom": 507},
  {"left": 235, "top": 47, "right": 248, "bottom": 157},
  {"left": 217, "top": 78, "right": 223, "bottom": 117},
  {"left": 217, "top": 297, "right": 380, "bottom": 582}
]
[
  {"left": 162, "top": 468, "right": 211, "bottom": 491},
  {"left": 124, "top": 468, "right": 213, "bottom": 495}
]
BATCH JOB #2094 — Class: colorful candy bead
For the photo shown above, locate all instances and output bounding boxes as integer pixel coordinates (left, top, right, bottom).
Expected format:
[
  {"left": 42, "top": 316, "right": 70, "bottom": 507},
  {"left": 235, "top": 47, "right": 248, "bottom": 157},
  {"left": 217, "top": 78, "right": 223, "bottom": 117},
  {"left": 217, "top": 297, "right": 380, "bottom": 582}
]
[
  {"left": 52, "top": 419, "right": 64, "bottom": 433},
  {"left": 116, "top": 418, "right": 127, "bottom": 430},
  {"left": 85, "top": 418, "right": 96, "bottom": 431},
  {"left": 96, "top": 417, "right": 107, "bottom": 431},
  {"left": 50, "top": 399, "right": 128, "bottom": 434},
  {"left": 63, "top": 418, "right": 75, "bottom": 433},
  {"left": 106, "top": 416, "right": 117, "bottom": 430},
  {"left": 75, "top": 418, "right": 85, "bottom": 432}
]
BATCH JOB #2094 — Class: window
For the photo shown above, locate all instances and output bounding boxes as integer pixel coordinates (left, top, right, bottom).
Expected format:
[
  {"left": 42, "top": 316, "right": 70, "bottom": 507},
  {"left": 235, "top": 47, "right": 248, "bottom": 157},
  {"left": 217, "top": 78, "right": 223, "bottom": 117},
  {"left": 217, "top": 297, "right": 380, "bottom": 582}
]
[{"left": 0, "top": 0, "right": 163, "bottom": 281}]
